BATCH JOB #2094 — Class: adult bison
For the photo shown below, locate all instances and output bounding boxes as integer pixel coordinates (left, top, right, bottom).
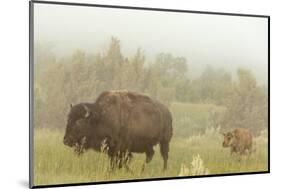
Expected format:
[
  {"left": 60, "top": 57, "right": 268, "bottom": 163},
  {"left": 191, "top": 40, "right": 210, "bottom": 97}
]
[
  {"left": 221, "top": 128, "right": 253, "bottom": 156},
  {"left": 63, "top": 90, "right": 173, "bottom": 170}
]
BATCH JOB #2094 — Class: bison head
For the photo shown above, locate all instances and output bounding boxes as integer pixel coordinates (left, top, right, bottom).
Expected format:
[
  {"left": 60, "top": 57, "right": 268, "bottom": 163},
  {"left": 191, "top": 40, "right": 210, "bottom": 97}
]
[
  {"left": 63, "top": 103, "right": 98, "bottom": 152},
  {"left": 222, "top": 131, "right": 234, "bottom": 147}
]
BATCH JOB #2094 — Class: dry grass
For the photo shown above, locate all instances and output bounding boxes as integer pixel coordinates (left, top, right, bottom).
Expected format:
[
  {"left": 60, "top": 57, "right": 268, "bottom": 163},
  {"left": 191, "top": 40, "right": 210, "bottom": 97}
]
[
  {"left": 33, "top": 103, "right": 268, "bottom": 186},
  {"left": 33, "top": 128, "right": 268, "bottom": 186}
]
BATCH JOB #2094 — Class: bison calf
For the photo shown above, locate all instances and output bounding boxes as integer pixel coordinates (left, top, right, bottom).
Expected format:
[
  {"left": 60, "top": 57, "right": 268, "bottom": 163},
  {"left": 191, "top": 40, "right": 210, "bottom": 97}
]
[{"left": 222, "top": 128, "right": 253, "bottom": 156}]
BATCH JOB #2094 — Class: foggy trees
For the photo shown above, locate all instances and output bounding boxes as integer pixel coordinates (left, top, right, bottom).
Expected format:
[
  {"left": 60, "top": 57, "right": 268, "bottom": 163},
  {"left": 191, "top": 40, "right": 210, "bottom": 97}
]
[
  {"left": 188, "top": 66, "right": 233, "bottom": 105},
  {"left": 34, "top": 37, "right": 268, "bottom": 135},
  {"left": 146, "top": 53, "right": 188, "bottom": 106},
  {"left": 221, "top": 69, "right": 268, "bottom": 135}
]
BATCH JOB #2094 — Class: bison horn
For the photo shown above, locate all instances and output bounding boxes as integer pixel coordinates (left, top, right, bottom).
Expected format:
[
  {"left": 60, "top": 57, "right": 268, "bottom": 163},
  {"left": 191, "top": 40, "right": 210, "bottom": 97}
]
[
  {"left": 70, "top": 103, "right": 73, "bottom": 109},
  {"left": 83, "top": 105, "right": 91, "bottom": 118}
]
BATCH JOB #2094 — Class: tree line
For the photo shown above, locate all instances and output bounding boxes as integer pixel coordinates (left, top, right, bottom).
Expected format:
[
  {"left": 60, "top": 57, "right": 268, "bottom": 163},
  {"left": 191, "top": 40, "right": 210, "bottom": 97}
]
[{"left": 34, "top": 37, "right": 268, "bottom": 135}]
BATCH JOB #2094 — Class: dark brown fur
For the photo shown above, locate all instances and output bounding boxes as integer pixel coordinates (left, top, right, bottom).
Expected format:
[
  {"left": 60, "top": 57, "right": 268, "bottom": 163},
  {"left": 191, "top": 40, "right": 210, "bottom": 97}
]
[
  {"left": 222, "top": 128, "right": 253, "bottom": 155},
  {"left": 63, "top": 90, "right": 173, "bottom": 170}
]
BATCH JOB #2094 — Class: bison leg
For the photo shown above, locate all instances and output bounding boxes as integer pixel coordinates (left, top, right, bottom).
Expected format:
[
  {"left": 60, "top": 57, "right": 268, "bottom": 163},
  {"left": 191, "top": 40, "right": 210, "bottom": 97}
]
[
  {"left": 124, "top": 152, "right": 133, "bottom": 164},
  {"left": 107, "top": 140, "right": 124, "bottom": 170},
  {"left": 109, "top": 155, "right": 117, "bottom": 171},
  {"left": 160, "top": 140, "right": 169, "bottom": 171},
  {"left": 119, "top": 151, "right": 133, "bottom": 169},
  {"left": 108, "top": 154, "right": 123, "bottom": 171},
  {"left": 246, "top": 144, "right": 254, "bottom": 156},
  {"left": 146, "top": 146, "right": 155, "bottom": 163},
  {"left": 141, "top": 146, "right": 154, "bottom": 172},
  {"left": 111, "top": 151, "right": 132, "bottom": 170},
  {"left": 108, "top": 152, "right": 123, "bottom": 171},
  {"left": 124, "top": 152, "right": 134, "bottom": 174},
  {"left": 116, "top": 151, "right": 127, "bottom": 169}
]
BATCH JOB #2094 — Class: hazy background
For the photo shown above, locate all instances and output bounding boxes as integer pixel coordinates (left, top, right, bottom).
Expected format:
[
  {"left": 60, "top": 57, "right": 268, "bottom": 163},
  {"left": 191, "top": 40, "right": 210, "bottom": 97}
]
[
  {"left": 34, "top": 3, "right": 268, "bottom": 84},
  {"left": 32, "top": 2, "right": 268, "bottom": 185}
]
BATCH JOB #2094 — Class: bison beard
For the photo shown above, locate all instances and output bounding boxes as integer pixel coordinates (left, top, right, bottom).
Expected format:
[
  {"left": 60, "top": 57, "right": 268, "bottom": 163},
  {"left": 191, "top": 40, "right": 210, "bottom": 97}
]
[
  {"left": 74, "top": 136, "right": 87, "bottom": 156},
  {"left": 63, "top": 90, "right": 173, "bottom": 171}
]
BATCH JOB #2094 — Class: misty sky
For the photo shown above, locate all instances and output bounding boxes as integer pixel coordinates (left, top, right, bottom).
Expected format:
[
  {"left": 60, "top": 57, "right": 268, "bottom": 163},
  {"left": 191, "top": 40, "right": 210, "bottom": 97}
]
[{"left": 34, "top": 3, "right": 268, "bottom": 84}]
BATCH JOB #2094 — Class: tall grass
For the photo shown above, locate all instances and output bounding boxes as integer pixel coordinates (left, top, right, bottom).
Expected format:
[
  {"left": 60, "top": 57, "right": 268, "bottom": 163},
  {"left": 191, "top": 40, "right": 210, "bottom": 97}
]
[
  {"left": 33, "top": 103, "right": 268, "bottom": 186},
  {"left": 171, "top": 102, "right": 226, "bottom": 137}
]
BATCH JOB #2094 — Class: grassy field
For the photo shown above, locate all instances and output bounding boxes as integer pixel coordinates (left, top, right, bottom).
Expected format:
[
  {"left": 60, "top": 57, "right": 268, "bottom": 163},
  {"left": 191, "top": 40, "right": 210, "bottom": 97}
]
[
  {"left": 33, "top": 103, "right": 268, "bottom": 186},
  {"left": 170, "top": 102, "right": 226, "bottom": 137}
]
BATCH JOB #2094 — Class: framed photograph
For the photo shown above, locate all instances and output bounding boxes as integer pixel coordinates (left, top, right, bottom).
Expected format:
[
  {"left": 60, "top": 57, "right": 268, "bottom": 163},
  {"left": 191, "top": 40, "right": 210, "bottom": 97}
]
[{"left": 29, "top": 0, "right": 270, "bottom": 188}]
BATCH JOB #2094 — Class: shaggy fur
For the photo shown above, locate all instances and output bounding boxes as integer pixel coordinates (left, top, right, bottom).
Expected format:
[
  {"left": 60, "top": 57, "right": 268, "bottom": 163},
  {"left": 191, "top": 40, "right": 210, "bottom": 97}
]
[
  {"left": 222, "top": 128, "right": 253, "bottom": 155},
  {"left": 63, "top": 90, "right": 173, "bottom": 170}
]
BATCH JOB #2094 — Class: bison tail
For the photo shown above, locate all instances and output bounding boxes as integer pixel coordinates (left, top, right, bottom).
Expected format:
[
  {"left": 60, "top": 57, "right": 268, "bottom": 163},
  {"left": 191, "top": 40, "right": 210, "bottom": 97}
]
[
  {"left": 167, "top": 125, "right": 173, "bottom": 142},
  {"left": 163, "top": 116, "right": 173, "bottom": 142}
]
